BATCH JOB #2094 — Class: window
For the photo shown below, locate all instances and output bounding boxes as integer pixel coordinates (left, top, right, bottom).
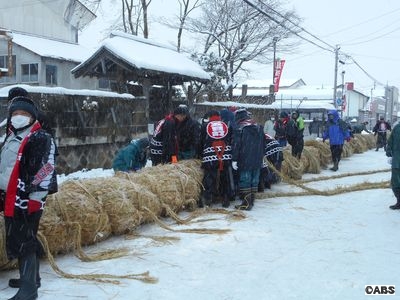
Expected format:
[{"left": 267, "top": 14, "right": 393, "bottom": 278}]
[
  {"left": 21, "top": 63, "right": 38, "bottom": 82},
  {"left": 46, "top": 65, "right": 57, "bottom": 85},
  {"left": 98, "top": 78, "right": 110, "bottom": 89},
  {"left": 0, "top": 55, "right": 16, "bottom": 83}
]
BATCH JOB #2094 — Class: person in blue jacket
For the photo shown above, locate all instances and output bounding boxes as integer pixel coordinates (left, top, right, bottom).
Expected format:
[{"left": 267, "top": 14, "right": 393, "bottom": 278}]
[
  {"left": 112, "top": 137, "right": 149, "bottom": 172},
  {"left": 322, "top": 109, "right": 351, "bottom": 171}
]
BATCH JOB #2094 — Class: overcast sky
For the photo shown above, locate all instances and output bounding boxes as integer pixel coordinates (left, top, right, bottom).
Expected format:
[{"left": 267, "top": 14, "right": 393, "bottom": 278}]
[
  {"left": 79, "top": 0, "right": 400, "bottom": 93},
  {"left": 272, "top": 0, "right": 400, "bottom": 92}
]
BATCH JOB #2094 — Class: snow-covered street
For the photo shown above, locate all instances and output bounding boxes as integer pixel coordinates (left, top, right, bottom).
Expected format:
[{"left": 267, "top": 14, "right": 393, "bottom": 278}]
[{"left": 1, "top": 149, "right": 398, "bottom": 300}]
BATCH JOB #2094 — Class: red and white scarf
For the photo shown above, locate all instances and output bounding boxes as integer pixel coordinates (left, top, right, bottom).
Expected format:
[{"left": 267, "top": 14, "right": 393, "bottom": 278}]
[{"left": 4, "top": 122, "right": 41, "bottom": 217}]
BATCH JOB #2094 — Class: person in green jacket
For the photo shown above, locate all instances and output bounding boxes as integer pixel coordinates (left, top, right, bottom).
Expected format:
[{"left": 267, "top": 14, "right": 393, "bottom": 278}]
[
  {"left": 386, "top": 122, "right": 400, "bottom": 209},
  {"left": 112, "top": 137, "right": 149, "bottom": 172},
  {"left": 286, "top": 110, "right": 304, "bottom": 159}
]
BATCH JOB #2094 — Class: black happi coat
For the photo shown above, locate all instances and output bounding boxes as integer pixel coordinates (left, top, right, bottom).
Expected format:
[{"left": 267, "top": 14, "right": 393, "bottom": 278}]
[
  {"left": 263, "top": 135, "right": 283, "bottom": 166},
  {"left": 150, "top": 114, "right": 177, "bottom": 164},
  {"left": 200, "top": 117, "right": 232, "bottom": 169}
]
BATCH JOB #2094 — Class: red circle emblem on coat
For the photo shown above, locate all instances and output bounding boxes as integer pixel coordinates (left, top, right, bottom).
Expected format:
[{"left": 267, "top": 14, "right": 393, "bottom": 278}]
[{"left": 206, "top": 121, "right": 228, "bottom": 139}]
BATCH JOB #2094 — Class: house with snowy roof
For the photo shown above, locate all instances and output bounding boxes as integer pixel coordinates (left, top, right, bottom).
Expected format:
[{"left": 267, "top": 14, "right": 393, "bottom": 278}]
[
  {"left": 232, "top": 78, "right": 375, "bottom": 122},
  {"left": 0, "top": 0, "right": 99, "bottom": 89}
]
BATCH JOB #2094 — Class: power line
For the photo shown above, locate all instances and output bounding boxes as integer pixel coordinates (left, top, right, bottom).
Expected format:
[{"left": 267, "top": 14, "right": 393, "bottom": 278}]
[
  {"left": 252, "top": 0, "right": 336, "bottom": 51},
  {"left": 323, "top": 7, "right": 400, "bottom": 38},
  {"left": 243, "top": 0, "right": 386, "bottom": 88},
  {"left": 242, "top": 0, "right": 334, "bottom": 53},
  {"left": 349, "top": 57, "right": 384, "bottom": 86},
  {"left": 343, "top": 25, "right": 400, "bottom": 46}
]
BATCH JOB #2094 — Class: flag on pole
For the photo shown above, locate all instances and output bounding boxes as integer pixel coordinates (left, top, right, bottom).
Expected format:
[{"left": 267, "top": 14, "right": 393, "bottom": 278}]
[{"left": 273, "top": 59, "right": 285, "bottom": 92}]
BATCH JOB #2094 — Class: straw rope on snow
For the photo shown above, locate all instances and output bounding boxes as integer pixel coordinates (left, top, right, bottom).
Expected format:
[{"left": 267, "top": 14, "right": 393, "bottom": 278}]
[{"left": 0, "top": 133, "right": 388, "bottom": 284}]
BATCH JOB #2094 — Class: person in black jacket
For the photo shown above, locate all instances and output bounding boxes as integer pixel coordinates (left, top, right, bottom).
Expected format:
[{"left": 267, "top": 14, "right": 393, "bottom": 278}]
[
  {"left": 150, "top": 112, "right": 178, "bottom": 166},
  {"left": 274, "top": 111, "right": 289, "bottom": 148},
  {"left": 231, "top": 109, "right": 265, "bottom": 210},
  {"left": 174, "top": 105, "right": 201, "bottom": 160},
  {"left": 199, "top": 110, "right": 234, "bottom": 208},
  {"left": 150, "top": 105, "right": 200, "bottom": 165},
  {"left": 0, "top": 96, "right": 57, "bottom": 299}
]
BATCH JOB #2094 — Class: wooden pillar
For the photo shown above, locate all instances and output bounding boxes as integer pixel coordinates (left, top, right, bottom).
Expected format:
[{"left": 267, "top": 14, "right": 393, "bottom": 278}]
[{"left": 142, "top": 78, "right": 151, "bottom": 121}]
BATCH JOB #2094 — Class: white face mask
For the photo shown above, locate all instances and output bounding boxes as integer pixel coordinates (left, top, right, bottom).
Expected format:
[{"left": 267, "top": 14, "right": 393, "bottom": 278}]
[{"left": 11, "top": 115, "right": 31, "bottom": 129}]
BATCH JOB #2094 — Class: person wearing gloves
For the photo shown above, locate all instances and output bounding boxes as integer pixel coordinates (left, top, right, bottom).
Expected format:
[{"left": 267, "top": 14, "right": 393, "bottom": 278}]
[
  {"left": 150, "top": 109, "right": 179, "bottom": 165},
  {"left": 231, "top": 109, "right": 265, "bottom": 210},
  {"left": 0, "top": 96, "right": 57, "bottom": 300},
  {"left": 322, "top": 109, "right": 351, "bottom": 171},
  {"left": 174, "top": 105, "right": 201, "bottom": 160},
  {"left": 199, "top": 110, "right": 234, "bottom": 208},
  {"left": 112, "top": 137, "right": 149, "bottom": 172},
  {"left": 150, "top": 105, "right": 200, "bottom": 165},
  {"left": 386, "top": 121, "right": 400, "bottom": 209}
]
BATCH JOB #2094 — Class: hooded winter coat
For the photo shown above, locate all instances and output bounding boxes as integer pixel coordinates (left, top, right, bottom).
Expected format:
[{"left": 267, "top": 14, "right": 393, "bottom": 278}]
[
  {"left": 232, "top": 117, "right": 265, "bottom": 171},
  {"left": 386, "top": 122, "right": 400, "bottom": 191},
  {"left": 322, "top": 110, "right": 350, "bottom": 145},
  {"left": 112, "top": 139, "right": 148, "bottom": 172},
  {"left": 386, "top": 122, "right": 400, "bottom": 169},
  {"left": 175, "top": 116, "right": 201, "bottom": 159}
]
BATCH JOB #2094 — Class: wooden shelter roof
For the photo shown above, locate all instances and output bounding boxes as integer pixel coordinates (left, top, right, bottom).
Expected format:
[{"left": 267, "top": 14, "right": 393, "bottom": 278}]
[{"left": 72, "top": 31, "right": 210, "bottom": 86}]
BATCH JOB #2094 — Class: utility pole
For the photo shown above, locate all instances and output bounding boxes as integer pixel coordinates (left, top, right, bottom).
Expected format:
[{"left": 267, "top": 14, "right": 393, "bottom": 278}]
[
  {"left": 341, "top": 70, "right": 345, "bottom": 118},
  {"left": 269, "top": 37, "right": 278, "bottom": 104},
  {"left": 272, "top": 37, "right": 278, "bottom": 84},
  {"left": 333, "top": 45, "right": 340, "bottom": 108}
]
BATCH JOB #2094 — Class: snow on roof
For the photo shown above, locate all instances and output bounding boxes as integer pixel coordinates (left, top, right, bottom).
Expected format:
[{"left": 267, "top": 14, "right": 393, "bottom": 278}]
[
  {"left": 196, "top": 99, "right": 335, "bottom": 111},
  {"left": 12, "top": 32, "right": 92, "bottom": 63},
  {"left": 0, "top": 84, "right": 135, "bottom": 99},
  {"left": 238, "top": 78, "right": 305, "bottom": 88},
  {"left": 233, "top": 84, "right": 334, "bottom": 100},
  {"left": 72, "top": 31, "right": 210, "bottom": 81}
]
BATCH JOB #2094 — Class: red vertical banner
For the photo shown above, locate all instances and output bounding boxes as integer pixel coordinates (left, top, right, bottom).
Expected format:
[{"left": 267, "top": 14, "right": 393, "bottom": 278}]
[
  {"left": 273, "top": 59, "right": 285, "bottom": 92},
  {"left": 341, "top": 95, "right": 346, "bottom": 112}
]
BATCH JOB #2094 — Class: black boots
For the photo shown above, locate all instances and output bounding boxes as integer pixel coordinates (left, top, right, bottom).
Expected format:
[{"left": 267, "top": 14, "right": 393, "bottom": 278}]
[
  {"left": 9, "top": 253, "right": 38, "bottom": 300},
  {"left": 390, "top": 191, "right": 400, "bottom": 210},
  {"left": 198, "top": 195, "right": 212, "bottom": 208},
  {"left": 330, "top": 160, "right": 339, "bottom": 171},
  {"left": 222, "top": 195, "right": 230, "bottom": 208},
  {"left": 389, "top": 202, "right": 400, "bottom": 210},
  {"left": 9, "top": 255, "right": 41, "bottom": 289}
]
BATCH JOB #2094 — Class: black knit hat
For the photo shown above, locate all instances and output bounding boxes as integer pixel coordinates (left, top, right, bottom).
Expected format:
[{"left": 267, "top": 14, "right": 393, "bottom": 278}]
[
  {"left": 8, "top": 87, "right": 28, "bottom": 101},
  {"left": 9, "top": 96, "right": 38, "bottom": 120},
  {"left": 235, "top": 108, "right": 250, "bottom": 121},
  {"left": 173, "top": 105, "right": 189, "bottom": 116},
  {"left": 280, "top": 111, "right": 288, "bottom": 118}
]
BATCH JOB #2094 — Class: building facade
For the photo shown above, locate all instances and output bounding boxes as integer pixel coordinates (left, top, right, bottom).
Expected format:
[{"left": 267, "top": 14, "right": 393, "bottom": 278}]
[{"left": 0, "top": 0, "right": 99, "bottom": 90}]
